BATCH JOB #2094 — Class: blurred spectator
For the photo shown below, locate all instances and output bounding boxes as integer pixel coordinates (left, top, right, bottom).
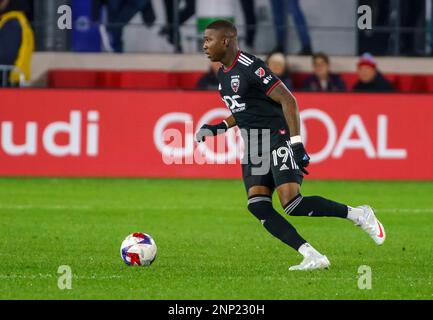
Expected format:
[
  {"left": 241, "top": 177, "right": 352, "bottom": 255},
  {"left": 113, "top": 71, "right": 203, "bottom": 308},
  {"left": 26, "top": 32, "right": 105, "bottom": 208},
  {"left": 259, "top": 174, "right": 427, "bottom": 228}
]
[
  {"left": 0, "top": 0, "right": 34, "bottom": 87},
  {"left": 270, "top": 0, "right": 312, "bottom": 55},
  {"left": 353, "top": 53, "right": 395, "bottom": 92},
  {"left": 239, "top": 0, "right": 256, "bottom": 52},
  {"left": 96, "top": 0, "right": 155, "bottom": 53},
  {"left": 160, "top": 0, "right": 195, "bottom": 53},
  {"left": 303, "top": 52, "right": 346, "bottom": 92},
  {"left": 266, "top": 52, "right": 293, "bottom": 91},
  {"left": 196, "top": 62, "right": 221, "bottom": 90}
]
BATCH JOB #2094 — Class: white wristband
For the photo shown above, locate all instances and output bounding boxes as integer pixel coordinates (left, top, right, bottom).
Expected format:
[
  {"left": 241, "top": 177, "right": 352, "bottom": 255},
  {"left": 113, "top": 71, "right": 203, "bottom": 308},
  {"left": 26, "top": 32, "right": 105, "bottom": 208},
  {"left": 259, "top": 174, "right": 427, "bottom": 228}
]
[{"left": 290, "top": 135, "right": 302, "bottom": 144}]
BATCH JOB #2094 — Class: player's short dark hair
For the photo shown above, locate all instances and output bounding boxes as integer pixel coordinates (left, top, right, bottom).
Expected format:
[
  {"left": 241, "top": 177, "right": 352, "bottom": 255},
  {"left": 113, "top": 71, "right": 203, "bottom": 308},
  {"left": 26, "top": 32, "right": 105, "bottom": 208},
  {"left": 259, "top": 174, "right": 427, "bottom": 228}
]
[
  {"left": 312, "top": 52, "right": 330, "bottom": 64},
  {"left": 205, "top": 20, "right": 237, "bottom": 37}
]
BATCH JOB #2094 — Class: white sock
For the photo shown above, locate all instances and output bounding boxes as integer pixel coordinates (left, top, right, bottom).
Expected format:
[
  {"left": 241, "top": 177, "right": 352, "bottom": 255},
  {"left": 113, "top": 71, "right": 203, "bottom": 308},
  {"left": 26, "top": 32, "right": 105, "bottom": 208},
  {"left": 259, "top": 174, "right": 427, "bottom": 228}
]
[
  {"left": 298, "top": 243, "right": 321, "bottom": 258},
  {"left": 347, "top": 206, "right": 364, "bottom": 223}
]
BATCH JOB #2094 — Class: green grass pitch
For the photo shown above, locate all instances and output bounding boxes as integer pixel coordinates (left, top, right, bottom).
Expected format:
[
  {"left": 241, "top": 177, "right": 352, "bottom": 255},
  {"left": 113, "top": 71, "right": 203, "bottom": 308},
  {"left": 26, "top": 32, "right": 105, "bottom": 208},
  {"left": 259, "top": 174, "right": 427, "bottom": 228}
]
[{"left": 0, "top": 178, "right": 432, "bottom": 300}]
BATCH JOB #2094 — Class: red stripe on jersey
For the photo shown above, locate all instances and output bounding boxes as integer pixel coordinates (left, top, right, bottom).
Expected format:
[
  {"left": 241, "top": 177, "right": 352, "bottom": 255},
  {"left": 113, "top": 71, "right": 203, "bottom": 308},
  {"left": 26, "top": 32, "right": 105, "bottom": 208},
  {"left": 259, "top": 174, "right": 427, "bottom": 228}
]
[
  {"left": 266, "top": 79, "right": 282, "bottom": 96},
  {"left": 223, "top": 50, "right": 241, "bottom": 73}
]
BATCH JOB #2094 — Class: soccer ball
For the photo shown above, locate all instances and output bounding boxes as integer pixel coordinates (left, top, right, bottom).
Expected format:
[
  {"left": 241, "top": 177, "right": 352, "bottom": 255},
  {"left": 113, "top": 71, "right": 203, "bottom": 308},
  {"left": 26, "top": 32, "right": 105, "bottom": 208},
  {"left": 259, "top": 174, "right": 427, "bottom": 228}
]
[{"left": 120, "top": 232, "right": 157, "bottom": 266}]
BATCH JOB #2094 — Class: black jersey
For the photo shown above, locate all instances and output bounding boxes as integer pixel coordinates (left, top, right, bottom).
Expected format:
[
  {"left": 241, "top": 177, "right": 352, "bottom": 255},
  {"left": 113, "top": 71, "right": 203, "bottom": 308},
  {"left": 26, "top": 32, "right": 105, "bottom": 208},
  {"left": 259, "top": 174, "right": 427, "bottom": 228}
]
[{"left": 216, "top": 50, "right": 290, "bottom": 155}]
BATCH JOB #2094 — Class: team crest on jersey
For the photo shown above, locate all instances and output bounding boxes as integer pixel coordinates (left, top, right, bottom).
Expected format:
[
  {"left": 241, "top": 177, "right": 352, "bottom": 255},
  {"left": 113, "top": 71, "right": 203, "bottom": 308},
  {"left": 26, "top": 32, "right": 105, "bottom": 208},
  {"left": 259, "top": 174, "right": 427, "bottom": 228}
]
[
  {"left": 231, "top": 78, "right": 240, "bottom": 93},
  {"left": 255, "top": 67, "right": 265, "bottom": 78}
]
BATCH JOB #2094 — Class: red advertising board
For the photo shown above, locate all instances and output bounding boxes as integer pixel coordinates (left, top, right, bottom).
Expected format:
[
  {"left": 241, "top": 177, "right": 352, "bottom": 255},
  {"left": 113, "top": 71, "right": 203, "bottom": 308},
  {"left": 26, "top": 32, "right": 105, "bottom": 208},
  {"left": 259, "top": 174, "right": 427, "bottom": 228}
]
[{"left": 0, "top": 89, "right": 432, "bottom": 180}]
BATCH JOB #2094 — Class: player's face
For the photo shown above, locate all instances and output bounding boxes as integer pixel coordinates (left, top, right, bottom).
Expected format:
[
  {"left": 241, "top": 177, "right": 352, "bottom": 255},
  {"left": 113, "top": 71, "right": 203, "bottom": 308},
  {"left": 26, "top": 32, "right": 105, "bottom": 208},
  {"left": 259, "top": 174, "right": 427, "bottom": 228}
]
[{"left": 203, "top": 29, "right": 226, "bottom": 62}]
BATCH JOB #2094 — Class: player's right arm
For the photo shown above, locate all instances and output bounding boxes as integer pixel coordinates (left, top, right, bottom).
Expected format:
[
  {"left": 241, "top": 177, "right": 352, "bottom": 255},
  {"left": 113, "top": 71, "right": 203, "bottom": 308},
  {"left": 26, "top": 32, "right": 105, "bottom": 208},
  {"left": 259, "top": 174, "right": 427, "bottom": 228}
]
[{"left": 195, "top": 115, "right": 236, "bottom": 142}]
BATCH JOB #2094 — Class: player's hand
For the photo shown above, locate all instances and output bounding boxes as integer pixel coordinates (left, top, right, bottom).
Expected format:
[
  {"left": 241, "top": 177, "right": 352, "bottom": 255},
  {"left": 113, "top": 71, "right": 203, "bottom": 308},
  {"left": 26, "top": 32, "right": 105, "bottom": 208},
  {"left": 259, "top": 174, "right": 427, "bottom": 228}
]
[
  {"left": 195, "top": 124, "right": 214, "bottom": 142},
  {"left": 291, "top": 142, "right": 310, "bottom": 175},
  {"left": 195, "top": 122, "right": 228, "bottom": 143}
]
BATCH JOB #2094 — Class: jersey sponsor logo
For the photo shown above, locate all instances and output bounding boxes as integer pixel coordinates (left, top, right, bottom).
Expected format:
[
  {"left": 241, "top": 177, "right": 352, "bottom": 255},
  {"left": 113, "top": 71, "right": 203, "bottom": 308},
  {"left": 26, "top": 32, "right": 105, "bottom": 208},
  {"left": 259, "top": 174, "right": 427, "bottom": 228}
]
[
  {"left": 231, "top": 78, "right": 240, "bottom": 93},
  {"left": 222, "top": 95, "right": 246, "bottom": 113},
  {"left": 255, "top": 67, "right": 265, "bottom": 78},
  {"left": 263, "top": 75, "right": 273, "bottom": 84},
  {"left": 279, "top": 129, "right": 286, "bottom": 135}
]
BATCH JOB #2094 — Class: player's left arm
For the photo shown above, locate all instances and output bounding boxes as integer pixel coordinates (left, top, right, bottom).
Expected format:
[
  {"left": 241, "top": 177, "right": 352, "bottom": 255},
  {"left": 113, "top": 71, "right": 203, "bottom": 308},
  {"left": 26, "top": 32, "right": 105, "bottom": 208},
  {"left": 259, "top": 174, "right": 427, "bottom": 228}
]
[
  {"left": 248, "top": 59, "right": 301, "bottom": 138},
  {"left": 268, "top": 83, "right": 310, "bottom": 173},
  {"left": 247, "top": 57, "right": 309, "bottom": 172},
  {"left": 195, "top": 115, "right": 236, "bottom": 143},
  {"left": 268, "top": 83, "right": 301, "bottom": 137}
]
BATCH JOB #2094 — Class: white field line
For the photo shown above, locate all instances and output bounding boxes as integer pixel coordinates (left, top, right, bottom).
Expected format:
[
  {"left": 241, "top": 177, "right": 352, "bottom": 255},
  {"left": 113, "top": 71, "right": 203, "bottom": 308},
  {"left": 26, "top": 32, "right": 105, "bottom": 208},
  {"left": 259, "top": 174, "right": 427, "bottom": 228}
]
[{"left": 0, "top": 204, "right": 433, "bottom": 213}]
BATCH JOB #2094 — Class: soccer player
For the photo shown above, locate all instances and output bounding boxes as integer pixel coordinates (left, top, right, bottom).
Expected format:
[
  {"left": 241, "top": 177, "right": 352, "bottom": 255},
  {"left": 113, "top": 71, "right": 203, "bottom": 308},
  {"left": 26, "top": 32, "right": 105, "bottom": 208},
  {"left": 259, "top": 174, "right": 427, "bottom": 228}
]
[{"left": 196, "top": 20, "right": 386, "bottom": 271}]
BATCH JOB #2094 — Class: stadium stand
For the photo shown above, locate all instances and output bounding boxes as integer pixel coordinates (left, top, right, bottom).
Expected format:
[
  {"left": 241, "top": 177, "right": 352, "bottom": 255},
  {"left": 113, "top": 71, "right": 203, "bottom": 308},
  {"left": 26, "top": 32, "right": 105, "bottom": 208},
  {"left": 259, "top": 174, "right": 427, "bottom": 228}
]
[
  {"left": 32, "top": 52, "right": 433, "bottom": 93},
  {"left": 46, "top": 69, "right": 433, "bottom": 92}
]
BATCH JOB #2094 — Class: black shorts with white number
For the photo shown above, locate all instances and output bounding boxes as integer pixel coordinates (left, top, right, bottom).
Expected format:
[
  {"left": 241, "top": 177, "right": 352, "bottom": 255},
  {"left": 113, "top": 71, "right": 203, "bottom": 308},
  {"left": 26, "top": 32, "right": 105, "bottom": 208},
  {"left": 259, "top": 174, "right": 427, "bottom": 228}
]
[{"left": 241, "top": 140, "right": 304, "bottom": 192}]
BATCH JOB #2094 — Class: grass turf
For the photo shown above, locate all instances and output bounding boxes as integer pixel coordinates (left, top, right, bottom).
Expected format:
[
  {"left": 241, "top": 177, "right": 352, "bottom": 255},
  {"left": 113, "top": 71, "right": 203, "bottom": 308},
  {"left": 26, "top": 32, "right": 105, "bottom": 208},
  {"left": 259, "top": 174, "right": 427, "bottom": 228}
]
[{"left": 0, "top": 178, "right": 432, "bottom": 300}]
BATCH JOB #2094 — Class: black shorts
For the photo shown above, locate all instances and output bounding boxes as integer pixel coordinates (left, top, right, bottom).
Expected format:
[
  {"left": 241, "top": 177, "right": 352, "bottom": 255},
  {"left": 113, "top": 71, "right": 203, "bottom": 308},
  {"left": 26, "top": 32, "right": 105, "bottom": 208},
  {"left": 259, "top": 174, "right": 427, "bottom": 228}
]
[{"left": 241, "top": 140, "right": 304, "bottom": 192}]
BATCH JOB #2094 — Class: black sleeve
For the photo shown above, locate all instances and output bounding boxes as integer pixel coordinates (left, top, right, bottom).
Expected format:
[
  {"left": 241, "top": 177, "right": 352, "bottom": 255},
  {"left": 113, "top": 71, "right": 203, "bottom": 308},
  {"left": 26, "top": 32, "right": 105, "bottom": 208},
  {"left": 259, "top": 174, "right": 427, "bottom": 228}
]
[{"left": 246, "top": 58, "right": 283, "bottom": 96}]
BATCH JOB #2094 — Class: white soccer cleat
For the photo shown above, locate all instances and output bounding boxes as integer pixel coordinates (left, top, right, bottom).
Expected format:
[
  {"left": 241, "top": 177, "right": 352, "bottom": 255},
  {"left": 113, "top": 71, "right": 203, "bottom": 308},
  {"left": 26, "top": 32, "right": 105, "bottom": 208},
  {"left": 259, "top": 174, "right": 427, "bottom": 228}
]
[
  {"left": 289, "top": 253, "right": 331, "bottom": 271},
  {"left": 356, "top": 205, "right": 386, "bottom": 245}
]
